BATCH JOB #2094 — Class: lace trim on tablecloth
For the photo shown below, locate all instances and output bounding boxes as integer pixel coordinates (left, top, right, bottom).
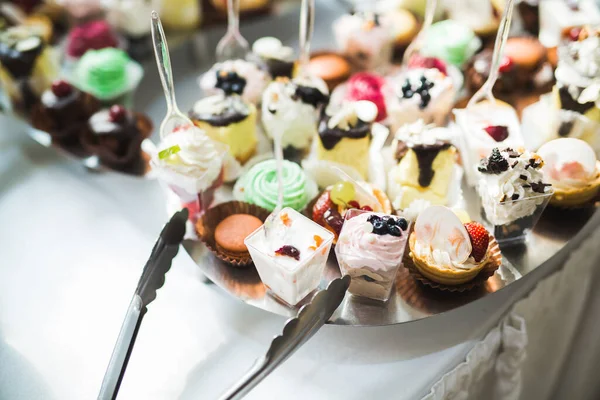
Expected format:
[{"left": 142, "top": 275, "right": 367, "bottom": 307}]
[{"left": 422, "top": 225, "right": 600, "bottom": 400}]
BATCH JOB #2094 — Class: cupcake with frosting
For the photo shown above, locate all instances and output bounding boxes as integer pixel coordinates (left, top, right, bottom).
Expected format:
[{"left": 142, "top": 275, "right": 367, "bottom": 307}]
[
  {"left": 199, "top": 59, "right": 271, "bottom": 105},
  {"left": 233, "top": 159, "right": 318, "bottom": 212},
  {"left": 261, "top": 76, "right": 329, "bottom": 156},
  {"left": 72, "top": 47, "right": 143, "bottom": 107},
  {"left": 538, "top": 138, "right": 600, "bottom": 207}
]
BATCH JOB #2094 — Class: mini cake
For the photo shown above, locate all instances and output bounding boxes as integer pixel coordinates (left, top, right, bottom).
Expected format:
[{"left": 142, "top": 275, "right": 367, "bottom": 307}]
[
  {"left": 81, "top": 105, "right": 152, "bottom": 169},
  {"left": 538, "top": 138, "right": 600, "bottom": 207},
  {"left": 0, "top": 26, "right": 58, "bottom": 113},
  {"left": 307, "top": 51, "right": 351, "bottom": 91},
  {"left": 552, "top": 26, "right": 600, "bottom": 125},
  {"left": 315, "top": 101, "right": 378, "bottom": 179},
  {"left": 331, "top": 72, "right": 389, "bottom": 122},
  {"left": 333, "top": 11, "right": 394, "bottom": 71},
  {"left": 107, "top": 0, "right": 158, "bottom": 59},
  {"left": 387, "top": 68, "right": 456, "bottom": 132},
  {"left": 199, "top": 59, "right": 271, "bottom": 105},
  {"left": 233, "top": 159, "right": 318, "bottom": 212},
  {"left": 336, "top": 210, "right": 409, "bottom": 301},
  {"left": 466, "top": 36, "right": 551, "bottom": 97},
  {"left": 245, "top": 207, "right": 334, "bottom": 305},
  {"left": 312, "top": 180, "right": 392, "bottom": 242},
  {"left": 190, "top": 71, "right": 257, "bottom": 164},
  {"left": 214, "top": 214, "right": 263, "bottom": 259},
  {"left": 72, "top": 47, "right": 143, "bottom": 107},
  {"left": 31, "top": 79, "right": 99, "bottom": 143},
  {"left": 261, "top": 76, "right": 329, "bottom": 154},
  {"left": 454, "top": 100, "right": 525, "bottom": 186},
  {"left": 387, "top": 120, "right": 457, "bottom": 210},
  {"left": 477, "top": 147, "right": 553, "bottom": 242},
  {"left": 151, "top": 124, "right": 226, "bottom": 219},
  {"left": 539, "top": 0, "right": 600, "bottom": 48},
  {"left": 409, "top": 205, "right": 495, "bottom": 286},
  {"left": 252, "top": 36, "right": 295, "bottom": 78},
  {"left": 421, "top": 20, "right": 480, "bottom": 68},
  {"left": 66, "top": 20, "right": 118, "bottom": 60}
]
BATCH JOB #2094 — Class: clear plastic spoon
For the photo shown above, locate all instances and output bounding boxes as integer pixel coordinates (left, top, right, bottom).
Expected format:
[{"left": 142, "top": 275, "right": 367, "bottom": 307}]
[
  {"left": 151, "top": 11, "right": 194, "bottom": 139},
  {"left": 297, "top": 0, "right": 315, "bottom": 78},
  {"left": 262, "top": 132, "right": 284, "bottom": 238},
  {"left": 215, "top": 0, "right": 249, "bottom": 62},
  {"left": 402, "top": 0, "right": 438, "bottom": 66},
  {"left": 467, "top": 0, "right": 516, "bottom": 108}
]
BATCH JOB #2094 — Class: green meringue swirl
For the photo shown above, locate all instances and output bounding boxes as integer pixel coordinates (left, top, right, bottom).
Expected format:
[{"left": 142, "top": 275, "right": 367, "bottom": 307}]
[{"left": 238, "top": 159, "right": 311, "bottom": 211}]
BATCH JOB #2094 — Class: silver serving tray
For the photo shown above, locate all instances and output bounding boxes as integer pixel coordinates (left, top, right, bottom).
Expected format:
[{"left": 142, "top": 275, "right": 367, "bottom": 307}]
[{"left": 12, "top": 0, "right": 600, "bottom": 327}]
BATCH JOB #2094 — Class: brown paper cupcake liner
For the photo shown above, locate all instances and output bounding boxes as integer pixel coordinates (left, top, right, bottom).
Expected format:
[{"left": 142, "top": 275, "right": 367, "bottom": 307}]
[
  {"left": 403, "top": 236, "right": 502, "bottom": 292},
  {"left": 196, "top": 201, "right": 270, "bottom": 267}
]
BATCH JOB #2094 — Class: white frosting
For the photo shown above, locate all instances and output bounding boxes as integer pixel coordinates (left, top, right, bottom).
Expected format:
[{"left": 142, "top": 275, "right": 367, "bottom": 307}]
[
  {"left": 326, "top": 101, "right": 377, "bottom": 130},
  {"left": 151, "top": 125, "right": 224, "bottom": 195},
  {"left": 261, "top": 78, "right": 322, "bottom": 149},
  {"left": 393, "top": 118, "right": 453, "bottom": 145},
  {"left": 199, "top": 59, "right": 271, "bottom": 105},
  {"left": 252, "top": 37, "right": 294, "bottom": 61},
  {"left": 400, "top": 199, "right": 432, "bottom": 221},
  {"left": 538, "top": 138, "right": 598, "bottom": 190},
  {"left": 192, "top": 94, "right": 249, "bottom": 117},
  {"left": 388, "top": 68, "right": 456, "bottom": 131},
  {"left": 477, "top": 149, "right": 551, "bottom": 226},
  {"left": 413, "top": 239, "right": 479, "bottom": 270}
]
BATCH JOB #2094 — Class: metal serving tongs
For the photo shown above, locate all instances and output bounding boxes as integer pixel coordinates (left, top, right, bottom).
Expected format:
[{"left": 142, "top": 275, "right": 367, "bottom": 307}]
[
  {"left": 467, "top": 0, "right": 516, "bottom": 108},
  {"left": 219, "top": 275, "right": 351, "bottom": 400},
  {"left": 97, "top": 209, "right": 188, "bottom": 400}
]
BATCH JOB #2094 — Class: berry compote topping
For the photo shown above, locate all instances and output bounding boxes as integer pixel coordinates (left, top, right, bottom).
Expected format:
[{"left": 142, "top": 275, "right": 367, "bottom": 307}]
[
  {"left": 484, "top": 125, "right": 509, "bottom": 142},
  {"left": 275, "top": 245, "right": 301, "bottom": 261},
  {"left": 366, "top": 215, "right": 407, "bottom": 237}
]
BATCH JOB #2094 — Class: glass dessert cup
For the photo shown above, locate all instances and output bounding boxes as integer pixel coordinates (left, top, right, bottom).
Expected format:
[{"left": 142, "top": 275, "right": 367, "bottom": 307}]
[
  {"left": 335, "top": 209, "right": 410, "bottom": 302},
  {"left": 244, "top": 207, "right": 334, "bottom": 306},
  {"left": 480, "top": 190, "right": 554, "bottom": 245}
]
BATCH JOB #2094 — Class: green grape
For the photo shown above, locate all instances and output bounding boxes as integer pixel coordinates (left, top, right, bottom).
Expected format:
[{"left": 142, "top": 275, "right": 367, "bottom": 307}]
[{"left": 330, "top": 181, "right": 356, "bottom": 205}]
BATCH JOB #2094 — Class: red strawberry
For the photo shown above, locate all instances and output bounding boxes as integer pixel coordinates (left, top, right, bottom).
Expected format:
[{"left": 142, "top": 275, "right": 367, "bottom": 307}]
[
  {"left": 464, "top": 222, "right": 490, "bottom": 262},
  {"left": 484, "top": 125, "right": 509, "bottom": 142},
  {"left": 344, "top": 72, "right": 388, "bottom": 121},
  {"left": 312, "top": 191, "right": 334, "bottom": 225},
  {"left": 498, "top": 56, "right": 513, "bottom": 73},
  {"left": 408, "top": 54, "right": 448, "bottom": 76}
]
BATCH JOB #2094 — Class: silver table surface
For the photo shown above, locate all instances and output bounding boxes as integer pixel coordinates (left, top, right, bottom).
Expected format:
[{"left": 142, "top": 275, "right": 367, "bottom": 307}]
[{"left": 1, "top": 1, "right": 598, "bottom": 398}]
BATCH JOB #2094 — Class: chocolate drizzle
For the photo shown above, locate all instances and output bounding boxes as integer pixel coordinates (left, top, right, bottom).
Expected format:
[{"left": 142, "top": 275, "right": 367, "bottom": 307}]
[
  {"left": 0, "top": 37, "right": 44, "bottom": 79},
  {"left": 293, "top": 85, "right": 329, "bottom": 108},
  {"left": 317, "top": 111, "right": 371, "bottom": 150},
  {"left": 395, "top": 140, "right": 451, "bottom": 187},
  {"left": 189, "top": 106, "right": 248, "bottom": 127},
  {"left": 558, "top": 85, "right": 594, "bottom": 114}
]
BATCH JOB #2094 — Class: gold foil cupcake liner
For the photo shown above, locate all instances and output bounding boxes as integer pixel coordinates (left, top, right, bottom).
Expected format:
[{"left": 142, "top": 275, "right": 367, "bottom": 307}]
[
  {"left": 404, "top": 235, "right": 502, "bottom": 292},
  {"left": 196, "top": 201, "right": 270, "bottom": 267}
]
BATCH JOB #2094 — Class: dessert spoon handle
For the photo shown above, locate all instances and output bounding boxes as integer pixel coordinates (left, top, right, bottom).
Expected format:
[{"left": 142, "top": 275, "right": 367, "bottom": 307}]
[
  {"left": 218, "top": 276, "right": 350, "bottom": 400},
  {"left": 298, "top": 0, "right": 315, "bottom": 76},
  {"left": 467, "top": 0, "right": 516, "bottom": 108},
  {"left": 151, "top": 11, "right": 180, "bottom": 115},
  {"left": 403, "top": 0, "right": 437, "bottom": 66}
]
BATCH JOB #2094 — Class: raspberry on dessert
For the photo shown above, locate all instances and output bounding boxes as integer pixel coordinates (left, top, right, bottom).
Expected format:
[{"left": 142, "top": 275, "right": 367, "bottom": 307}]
[
  {"left": 484, "top": 125, "right": 509, "bottom": 142},
  {"left": 407, "top": 54, "right": 448, "bottom": 76},
  {"left": 275, "top": 245, "right": 300, "bottom": 260},
  {"left": 109, "top": 105, "right": 127, "bottom": 123},
  {"left": 51, "top": 80, "right": 73, "bottom": 98},
  {"left": 361, "top": 205, "right": 373, "bottom": 211},
  {"left": 464, "top": 222, "right": 489, "bottom": 262},
  {"left": 344, "top": 72, "right": 388, "bottom": 121},
  {"left": 312, "top": 191, "right": 334, "bottom": 225},
  {"left": 498, "top": 56, "right": 513, "bottom": 73}
]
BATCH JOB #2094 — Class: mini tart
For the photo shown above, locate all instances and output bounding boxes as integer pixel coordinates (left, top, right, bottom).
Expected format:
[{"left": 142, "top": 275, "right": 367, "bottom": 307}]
[
  {"left": 196, "top": 201, "right": 270, "bottom": 267},
  {"left": 550, "top": 161, "right": 600, "bottom": 208},
  {"left": 408, "top": 233, "right": 489, "bottom": 286}
]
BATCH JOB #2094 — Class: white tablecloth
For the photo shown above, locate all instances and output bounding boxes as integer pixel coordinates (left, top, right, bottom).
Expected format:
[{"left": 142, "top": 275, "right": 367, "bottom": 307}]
[{"left": 1, "top": 113, "right": 599, "bottom": 400}]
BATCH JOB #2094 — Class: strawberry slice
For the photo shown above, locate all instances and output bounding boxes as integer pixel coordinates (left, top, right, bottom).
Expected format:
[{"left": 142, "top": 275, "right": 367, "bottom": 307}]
[
  {"left": 312, "top": 191, "right": 334, "bottom": 225},
  {"left": 464, "top": 222, "right": 490, "bottom": 262}
]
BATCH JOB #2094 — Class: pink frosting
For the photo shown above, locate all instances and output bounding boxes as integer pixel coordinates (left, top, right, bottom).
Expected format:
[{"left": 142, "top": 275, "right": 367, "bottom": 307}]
[
  {"left": 336, "top": 213, "right": 407, "bottom": 272},
  {"left": 67, "top": 20, "right": 118, "bottom": 58}
]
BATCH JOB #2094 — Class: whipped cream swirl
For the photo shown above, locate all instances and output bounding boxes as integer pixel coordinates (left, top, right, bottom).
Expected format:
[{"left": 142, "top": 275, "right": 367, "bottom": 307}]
[{"left": 413, "top": 239, "right": 479, "bottom": 270}]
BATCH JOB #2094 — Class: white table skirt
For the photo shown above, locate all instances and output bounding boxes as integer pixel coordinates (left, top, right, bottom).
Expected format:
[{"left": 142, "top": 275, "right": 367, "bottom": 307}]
[{"left": 1, "top": 115, "right": 599, "bottom": 400}]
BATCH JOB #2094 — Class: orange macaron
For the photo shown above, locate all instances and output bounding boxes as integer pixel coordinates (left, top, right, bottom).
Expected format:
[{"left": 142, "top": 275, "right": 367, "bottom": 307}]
[{"left": 214, "top": 214, "right": 263, "bottom": 258}]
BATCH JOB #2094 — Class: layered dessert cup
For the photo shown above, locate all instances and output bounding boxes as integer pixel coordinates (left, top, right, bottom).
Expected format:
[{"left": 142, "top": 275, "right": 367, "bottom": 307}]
[
  {"left": 245, "top": 207, "right": 334, "bottom": 305},
  {"left": 335, "top": 209, "right": 410, "bottom": 301},
  {"left": 477, "top": 147, "right": 553, "bottom": 244}
]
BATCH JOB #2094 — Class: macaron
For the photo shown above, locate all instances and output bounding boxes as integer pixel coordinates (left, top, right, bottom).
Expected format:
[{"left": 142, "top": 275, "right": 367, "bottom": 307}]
[
  {"left": 308, "top": 51, "right": 351, "bottom": 90},
  {"left": 214, "top": 214, "right": 263, "bottom": 257},
  {"left": 503, "top": 37, "right": 546, "bottom": 71}
]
